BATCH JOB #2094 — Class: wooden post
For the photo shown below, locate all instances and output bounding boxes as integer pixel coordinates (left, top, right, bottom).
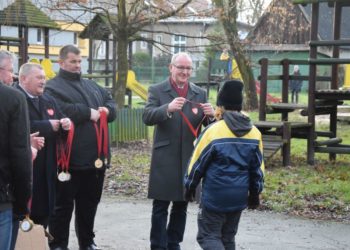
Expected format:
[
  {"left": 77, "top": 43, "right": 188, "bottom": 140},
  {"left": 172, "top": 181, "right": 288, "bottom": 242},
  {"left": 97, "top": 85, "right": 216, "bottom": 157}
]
[
  {"left": 88, "top": 36, "right": 93, "bottom": 76},
  {"left": 112, "top": 36, "right": 117, "bottom": 98},
  {"left": 207, "top": 58, "right": 212, "bottom": 98},
  {"left": 105, "top": 38, "right": 110, "bottom": 87},
  {"left": 44, "top": 28, "right": 49, "bottom": 58},
  {"left": 281, "top": 59, "right": 290, "bottom": 121},
  {"left": 329, "top": 2, "right": 342, "bottom": 161},
  {"left": 307, "top": 2, "right": 319, "bottom": 166},
  {"left": 282, "top": 122, "right": 291, "bottom": 167},
  {"left": 259, "top": 58, "right": 268, "bottom": 121}
]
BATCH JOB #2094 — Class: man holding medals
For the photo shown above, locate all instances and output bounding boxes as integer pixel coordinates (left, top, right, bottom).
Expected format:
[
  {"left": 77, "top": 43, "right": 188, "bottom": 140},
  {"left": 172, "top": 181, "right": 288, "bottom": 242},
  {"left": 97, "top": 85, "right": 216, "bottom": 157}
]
[
  {"left": 15, "top": 63, "right": 71, "bottom": 228},
  {"left": 0, "top": 50, "right": 32, "bottom": 250},
  {"left": 142, "top": 52, "right": 215, "bottom": 250},
  {"left": 45, "top": 45, "right": 117, "bottom": 250}
]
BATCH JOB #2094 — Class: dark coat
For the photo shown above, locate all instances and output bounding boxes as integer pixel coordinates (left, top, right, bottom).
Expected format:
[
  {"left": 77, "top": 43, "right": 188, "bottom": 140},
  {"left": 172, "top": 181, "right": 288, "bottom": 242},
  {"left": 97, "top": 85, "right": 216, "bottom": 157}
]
[
  {"left": 16, "top": 85, "right": 65, "bottom": 217},
  {"left": 45, "top": 69, "right": 117, "bottom": 170},
  {"left": 290, "top": 71, "right": 303, "bottom": 92},
  {"left": 0, "top": 82, "right": 32, "bottom": 215},
  {"left": 142, "top": 79, "right": 208, "bottom": 201}
]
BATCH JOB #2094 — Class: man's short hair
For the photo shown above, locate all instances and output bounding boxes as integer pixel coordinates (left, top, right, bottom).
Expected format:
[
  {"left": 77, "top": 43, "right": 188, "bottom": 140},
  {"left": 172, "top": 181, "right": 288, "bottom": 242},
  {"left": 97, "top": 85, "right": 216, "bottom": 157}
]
[
  {"left": 59, "top": 45, "right": 81, "bottom": 60},
  {"left": 19, "top": 63, "right": 43, "bottom": 78},
  {"left": 171, "top": 52, "right": 192, "bottom": 65},
  {"left": 0, "top": 50, "right": 15, "bottom": 68}
]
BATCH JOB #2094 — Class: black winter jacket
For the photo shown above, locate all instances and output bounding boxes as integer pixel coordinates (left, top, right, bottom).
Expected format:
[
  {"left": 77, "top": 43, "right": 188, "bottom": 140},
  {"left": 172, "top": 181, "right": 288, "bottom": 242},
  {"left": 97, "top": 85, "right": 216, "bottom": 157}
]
[
  {"left": 0, "top": 83, "right": 32, "bottom": 215},
  {"left": 45, "top": 69, "right": 117, "bottom": 170}
]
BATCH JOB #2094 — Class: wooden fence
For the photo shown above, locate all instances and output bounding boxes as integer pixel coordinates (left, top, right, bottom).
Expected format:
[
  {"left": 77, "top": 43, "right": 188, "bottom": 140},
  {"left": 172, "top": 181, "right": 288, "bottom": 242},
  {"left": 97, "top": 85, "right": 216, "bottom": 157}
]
[{"left": 108, "top": 108, "right": 148, "bottom": 143}]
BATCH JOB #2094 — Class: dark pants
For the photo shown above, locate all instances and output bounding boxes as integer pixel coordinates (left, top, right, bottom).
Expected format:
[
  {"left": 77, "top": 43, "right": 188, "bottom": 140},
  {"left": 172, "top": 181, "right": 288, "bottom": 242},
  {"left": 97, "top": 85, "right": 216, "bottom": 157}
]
[
  {"left": 150, "top": 199, "right": 188, "bottom": 250},
  {"left": 197, "top": 206, "right": 242, "bottom": 250},
  {"left": 49, "top": 169, "right": 105, "bottom": 249},
  {"left": 291, "top": 91, "right": 299, "bottom": 103}
]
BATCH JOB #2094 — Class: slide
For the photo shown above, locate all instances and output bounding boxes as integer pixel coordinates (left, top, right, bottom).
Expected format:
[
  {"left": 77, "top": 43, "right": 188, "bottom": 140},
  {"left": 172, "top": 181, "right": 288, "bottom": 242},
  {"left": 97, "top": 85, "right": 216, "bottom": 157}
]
[
  {"left": 344, "top": 64, "right": 350, "bottom": 88},
  {"left": 126, "top": 70, "right": 148, "bottom": 101}
]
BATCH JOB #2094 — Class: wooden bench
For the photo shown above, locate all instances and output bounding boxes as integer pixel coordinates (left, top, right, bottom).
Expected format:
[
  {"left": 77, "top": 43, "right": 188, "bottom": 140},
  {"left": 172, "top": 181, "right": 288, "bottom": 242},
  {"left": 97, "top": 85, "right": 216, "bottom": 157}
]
[{"left": 254, "top": 121, "right": 311, "bottom": 167}]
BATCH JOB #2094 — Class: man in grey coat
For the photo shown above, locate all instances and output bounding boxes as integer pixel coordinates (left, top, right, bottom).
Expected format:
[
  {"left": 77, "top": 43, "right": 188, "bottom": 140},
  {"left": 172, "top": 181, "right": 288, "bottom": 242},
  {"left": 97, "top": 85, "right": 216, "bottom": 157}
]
[{"left": 143, "top": 52, "right": 215, "bottom": 250}]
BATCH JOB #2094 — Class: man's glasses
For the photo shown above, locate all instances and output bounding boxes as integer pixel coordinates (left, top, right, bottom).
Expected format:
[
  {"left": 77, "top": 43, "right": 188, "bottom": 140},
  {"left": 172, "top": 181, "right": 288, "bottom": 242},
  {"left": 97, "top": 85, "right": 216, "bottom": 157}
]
[
  {"left": 172, "top": 64, "right": 193, "bottom": 72},
  {"left": 0, "top": 67, "right": 14, "bottom": 74}
]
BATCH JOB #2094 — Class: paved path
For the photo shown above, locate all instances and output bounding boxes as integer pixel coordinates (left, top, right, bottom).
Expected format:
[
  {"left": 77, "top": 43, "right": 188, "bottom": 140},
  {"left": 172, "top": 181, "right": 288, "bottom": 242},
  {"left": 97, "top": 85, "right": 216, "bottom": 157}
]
[{"left": 67, "top": 197, "right": 350, "bottom": 250}]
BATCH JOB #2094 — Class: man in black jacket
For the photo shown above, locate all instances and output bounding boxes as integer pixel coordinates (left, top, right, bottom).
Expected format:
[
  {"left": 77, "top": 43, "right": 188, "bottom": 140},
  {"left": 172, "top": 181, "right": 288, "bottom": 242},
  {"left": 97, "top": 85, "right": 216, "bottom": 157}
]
[
  {"left": 16, "top": 63, "right": 71, "bottom": 228},
  {"left": 46, "top": 45, "right": 117, "bottom": 250},
  {"left": 0, "top": 50, "right": 32, "bottom": 250}
]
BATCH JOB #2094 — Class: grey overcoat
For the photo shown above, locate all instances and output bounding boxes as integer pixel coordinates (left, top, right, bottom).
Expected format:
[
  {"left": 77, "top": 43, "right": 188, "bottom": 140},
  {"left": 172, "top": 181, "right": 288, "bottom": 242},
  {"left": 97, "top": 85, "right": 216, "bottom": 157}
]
[{"left": 142, "top": 79, "right": 208, "bottom": 201}]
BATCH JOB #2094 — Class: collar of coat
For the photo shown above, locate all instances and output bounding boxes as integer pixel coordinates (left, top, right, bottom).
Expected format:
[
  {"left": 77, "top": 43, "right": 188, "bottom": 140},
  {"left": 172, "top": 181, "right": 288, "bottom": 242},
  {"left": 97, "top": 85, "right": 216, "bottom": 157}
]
[{"left": 58, "top": 68, "right": 81, "bottom": 81}]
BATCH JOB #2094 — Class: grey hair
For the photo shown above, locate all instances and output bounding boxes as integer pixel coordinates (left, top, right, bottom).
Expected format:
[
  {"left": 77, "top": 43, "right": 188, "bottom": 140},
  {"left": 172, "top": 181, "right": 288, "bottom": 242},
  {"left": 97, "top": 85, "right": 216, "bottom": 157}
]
[
  {"left": 19, "top": 63, "right": 43, "bottom": 78},
  {"left": 0, "top": 50, "right": 15, "bottom": 68},
  {"left": 171, "top": 52, "right": 192, "bottom": 64},
  {"left": 59, "top": 45, "right": 80, "bottom": 60}
]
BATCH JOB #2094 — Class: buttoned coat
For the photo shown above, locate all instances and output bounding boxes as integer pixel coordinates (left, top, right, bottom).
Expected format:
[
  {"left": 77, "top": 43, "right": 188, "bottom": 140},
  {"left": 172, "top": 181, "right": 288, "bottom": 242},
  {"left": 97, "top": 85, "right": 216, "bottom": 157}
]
[
  {"left": 142, "top": 78, "right": 208, "bottom": 201},
  {"left": 16, "top": 85, "right": 64, "bottom": 218}
]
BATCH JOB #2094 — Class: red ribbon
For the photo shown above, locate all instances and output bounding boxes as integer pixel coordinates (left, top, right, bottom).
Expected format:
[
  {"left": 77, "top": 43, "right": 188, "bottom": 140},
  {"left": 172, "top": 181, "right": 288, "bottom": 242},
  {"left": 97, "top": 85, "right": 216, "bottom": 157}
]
[
  {"left": 56, "top": 122, "right": 75, "bottom": 172},
  {"left": 93, "top": 111, "right": 109, "bottom": 160}
]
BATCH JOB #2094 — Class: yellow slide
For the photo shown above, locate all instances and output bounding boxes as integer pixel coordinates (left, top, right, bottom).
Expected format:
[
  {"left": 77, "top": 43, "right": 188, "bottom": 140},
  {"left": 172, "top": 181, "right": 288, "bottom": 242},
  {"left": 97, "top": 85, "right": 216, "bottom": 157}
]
[
  {"left": 29, "top": 58, "right": 56, "bottom": 80},
  {"left": 126, "top": 70, "right": 148, "bottom": 101},
  {"left": 344, "top": 64, "right": 350, "bottom": 89}
]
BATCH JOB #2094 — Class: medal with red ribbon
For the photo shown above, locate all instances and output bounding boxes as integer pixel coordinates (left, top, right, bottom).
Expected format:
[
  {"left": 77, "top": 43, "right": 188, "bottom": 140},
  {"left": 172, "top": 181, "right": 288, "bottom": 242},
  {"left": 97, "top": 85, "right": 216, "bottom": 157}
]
[
  {"left": 56, "top": 122, "right": 75, "bottom": 182},
  {"left": 94, "top": 111, "right": 108, "bottom": 168},
  {"left": 180, "top": 99, "right": 207, "bottom": 138}
]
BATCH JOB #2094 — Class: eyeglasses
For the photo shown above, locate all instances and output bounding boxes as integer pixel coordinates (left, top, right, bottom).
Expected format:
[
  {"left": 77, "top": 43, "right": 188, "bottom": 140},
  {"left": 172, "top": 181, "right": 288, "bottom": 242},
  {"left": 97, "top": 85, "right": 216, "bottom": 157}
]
[
  {"left": 0, "top": 67, "right": 14, "bottom": 74},
  {"left": 172, "top": 65, "right": 193, "bottom": 72}
]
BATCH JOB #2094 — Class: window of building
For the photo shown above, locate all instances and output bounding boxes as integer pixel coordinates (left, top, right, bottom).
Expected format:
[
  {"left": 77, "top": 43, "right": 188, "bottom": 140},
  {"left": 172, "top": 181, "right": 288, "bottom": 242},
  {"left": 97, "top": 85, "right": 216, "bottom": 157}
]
[
  {"left": 172, "top": 34, "right": 186, "bottom": 54},
  {"left": 140, "top": 33, "right": 148, "bottom": 50},
  {"left": 74, "top": 33, "right": 78, "bottom": 45},
  {"left": 37, "top": 28, "right": 42, "bottom": 44},
  {"left": 156, "top": 35, "right": 162, "bottom": 44}
]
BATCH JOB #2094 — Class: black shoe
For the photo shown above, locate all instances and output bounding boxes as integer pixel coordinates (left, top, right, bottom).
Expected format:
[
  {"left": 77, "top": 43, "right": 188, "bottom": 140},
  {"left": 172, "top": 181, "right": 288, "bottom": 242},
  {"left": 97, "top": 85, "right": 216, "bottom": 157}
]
[
  {"left": 79, "top": 243, "right": 102, "bottom": 250},
  {"left": 50, "top": 247, "right": 69, "bottom": 250}
]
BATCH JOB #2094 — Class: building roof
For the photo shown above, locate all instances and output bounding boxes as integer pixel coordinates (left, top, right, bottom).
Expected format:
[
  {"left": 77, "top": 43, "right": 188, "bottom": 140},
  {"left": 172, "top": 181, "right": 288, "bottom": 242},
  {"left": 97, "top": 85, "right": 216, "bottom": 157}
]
[{"left": 0, "top": 0, "right": 59, "bottom": 29}]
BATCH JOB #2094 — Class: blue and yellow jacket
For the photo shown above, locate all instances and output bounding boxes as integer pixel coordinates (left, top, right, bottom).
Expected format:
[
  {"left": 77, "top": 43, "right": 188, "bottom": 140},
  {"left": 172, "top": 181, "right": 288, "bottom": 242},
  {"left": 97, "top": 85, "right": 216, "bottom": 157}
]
[{"left": 184, "top": 111, "right": 264, "bottom": 213}]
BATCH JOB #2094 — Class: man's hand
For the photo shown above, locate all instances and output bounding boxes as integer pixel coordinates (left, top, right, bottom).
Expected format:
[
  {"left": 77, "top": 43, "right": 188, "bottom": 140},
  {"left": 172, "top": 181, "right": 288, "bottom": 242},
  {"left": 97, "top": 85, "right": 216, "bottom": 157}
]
[
  {"left": 30, "top": 132, "right": 45, "bottom": 150},
  {"left": 168, "top": 97, "right": 186, "bottom": 113},
  {"left": 200, "top": 103, "right": 215, "bottom": 117},
  {"left": 90, "top": 108, "right": 100, "bottom": 122},
  {"left": 247, "top": 193, "right": 260, "bottom": 209},
  {"left": 49, "top": 119, "right": 60, "bottom": 132},
  {"left": 60, "top": 118, "right": 71, "bottom": 131},
  {"left": 184, "top": 188, "right": 196, "bottom": 202},
  {"left": 98, "top": 107, "right": 110, "bottom": 116}
]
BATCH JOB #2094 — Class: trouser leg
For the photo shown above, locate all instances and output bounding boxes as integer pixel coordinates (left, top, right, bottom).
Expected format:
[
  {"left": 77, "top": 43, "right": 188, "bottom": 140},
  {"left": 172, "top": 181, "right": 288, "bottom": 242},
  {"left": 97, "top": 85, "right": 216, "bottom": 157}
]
[
  {"left": 75, "top": 170, "right": 105, "bottom": 248},
  {"left": 49, "top": 175, "right": 77, "bottom": 249},
  {"left": 197, "top": 205, "right": 225, "bottom": 250},
  {"left": 167, "top": 201, "right": 188, "bottom": 250},
  {"left": 222, "top": 210, "right": 242, "bottom": 250},
  {"left": 0, "top": 209, "right": 13, "bottom": 250},
  {"left": 150, "top": 200, "right": 170, "bottom": 250}
]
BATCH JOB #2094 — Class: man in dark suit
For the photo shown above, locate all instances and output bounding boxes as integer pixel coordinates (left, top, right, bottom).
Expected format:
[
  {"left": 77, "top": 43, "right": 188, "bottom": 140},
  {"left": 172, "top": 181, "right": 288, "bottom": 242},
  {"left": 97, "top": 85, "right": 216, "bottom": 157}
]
[
  {"left": 16, "top": 63, "right": 71, "bottom": 228},
  {"left": 0, "top": 50, "right": 32, "bottom": 250},
  {"left": 45, "top": 45, "right": 117, "bottom": 250},
  {"left": 142, "top": 52, "right": 215, "bottom": 250}
]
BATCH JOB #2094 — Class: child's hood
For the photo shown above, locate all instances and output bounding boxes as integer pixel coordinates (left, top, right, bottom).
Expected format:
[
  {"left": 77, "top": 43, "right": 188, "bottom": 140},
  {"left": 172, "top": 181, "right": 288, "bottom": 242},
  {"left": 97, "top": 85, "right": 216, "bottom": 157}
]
[{"left": 223, "top": 111, "right": 252, "bottom": 137}]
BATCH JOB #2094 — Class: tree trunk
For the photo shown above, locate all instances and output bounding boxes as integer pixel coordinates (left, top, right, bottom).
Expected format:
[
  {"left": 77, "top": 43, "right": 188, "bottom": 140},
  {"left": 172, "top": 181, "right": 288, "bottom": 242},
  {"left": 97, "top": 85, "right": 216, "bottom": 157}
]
[
  {"left": 115, "top": 37, "right": 128, "bottom": 109},
  {"left": 214, "top": 0, "right": 258, "bottom": 110}
]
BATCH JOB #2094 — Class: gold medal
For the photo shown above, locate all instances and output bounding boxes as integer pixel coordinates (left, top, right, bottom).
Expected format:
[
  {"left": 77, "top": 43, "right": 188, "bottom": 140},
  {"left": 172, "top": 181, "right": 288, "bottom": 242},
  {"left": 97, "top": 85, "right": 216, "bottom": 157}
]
[
  {"left": 58, "top": 172, "right": 67, "bottom": 182},
  {"left": 20, "top": 217, "right": 34, "bottom": 232},
  {"left": 95, "top": 159, "right": 103, "bottom": 168}
]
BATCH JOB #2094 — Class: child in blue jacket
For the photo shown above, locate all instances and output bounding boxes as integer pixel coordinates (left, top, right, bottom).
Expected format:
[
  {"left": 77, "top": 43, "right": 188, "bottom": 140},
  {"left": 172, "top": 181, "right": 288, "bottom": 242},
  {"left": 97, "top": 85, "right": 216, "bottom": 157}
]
[{"left": 184, "top": 80, "right": 264, "bottom": 250}]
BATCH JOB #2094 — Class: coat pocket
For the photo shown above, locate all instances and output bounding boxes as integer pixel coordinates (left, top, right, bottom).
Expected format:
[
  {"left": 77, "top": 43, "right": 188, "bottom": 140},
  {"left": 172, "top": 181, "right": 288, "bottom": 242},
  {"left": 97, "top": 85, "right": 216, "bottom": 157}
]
[{"left": 154, "top": 139, "right": 170, "bottom": 149}]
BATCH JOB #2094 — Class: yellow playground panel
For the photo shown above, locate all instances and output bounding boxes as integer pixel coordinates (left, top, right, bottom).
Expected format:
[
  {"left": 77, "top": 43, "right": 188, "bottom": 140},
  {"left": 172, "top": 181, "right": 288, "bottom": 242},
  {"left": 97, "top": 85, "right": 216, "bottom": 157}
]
[
  {"left": 120, "top": 70, "right": 148, "bottom": 101},
  {"left": 29, "top": 58, "right": 56, "bottom": 80},
  {"left": 344, "top": 64, "right": 350, "bottom": 88}
]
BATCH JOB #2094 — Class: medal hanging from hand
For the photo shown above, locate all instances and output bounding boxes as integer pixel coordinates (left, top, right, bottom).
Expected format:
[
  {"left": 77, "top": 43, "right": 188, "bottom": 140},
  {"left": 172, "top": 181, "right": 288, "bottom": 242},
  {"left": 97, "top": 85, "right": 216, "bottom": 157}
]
[
  {"left": 180, "top": 99, "right": 207, "bottom": 138},
  {"left": 94, "top": 111, "right": 108, "bottom": 168},
  {"left": 56, "top": 122, "right": 75, "bottom": 182}
]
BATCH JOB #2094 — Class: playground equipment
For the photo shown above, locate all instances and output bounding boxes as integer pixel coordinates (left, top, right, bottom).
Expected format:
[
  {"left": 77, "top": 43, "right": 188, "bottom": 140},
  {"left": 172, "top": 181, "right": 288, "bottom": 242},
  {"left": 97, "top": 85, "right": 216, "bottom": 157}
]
[
  {"left": 343, "top": 64, "right": 350, "bottom": 88},
  {"left": 126, "top": 70, "right": 148, "bottom": 101},
  {"left": 30, "top": 58, "right": 56, "bottom": 80},
  {"left": 257, "top": 0, "right": 350, "bottom": 166}
]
